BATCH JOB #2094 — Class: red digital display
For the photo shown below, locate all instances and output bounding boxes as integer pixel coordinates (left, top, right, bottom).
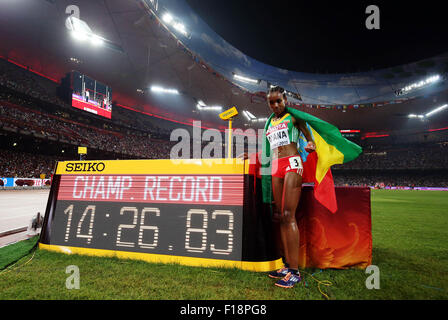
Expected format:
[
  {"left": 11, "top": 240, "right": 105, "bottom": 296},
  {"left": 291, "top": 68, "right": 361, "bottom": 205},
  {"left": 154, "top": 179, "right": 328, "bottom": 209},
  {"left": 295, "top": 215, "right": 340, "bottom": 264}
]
[
  {"left": 72, "top": 95, "right": 112, "bottom": 119},
  {"left": 71, "top": 70, "right": 112, "bottom": 119},
  {"left": 57, "top": 174, "right": 244, "bottom": 206}
]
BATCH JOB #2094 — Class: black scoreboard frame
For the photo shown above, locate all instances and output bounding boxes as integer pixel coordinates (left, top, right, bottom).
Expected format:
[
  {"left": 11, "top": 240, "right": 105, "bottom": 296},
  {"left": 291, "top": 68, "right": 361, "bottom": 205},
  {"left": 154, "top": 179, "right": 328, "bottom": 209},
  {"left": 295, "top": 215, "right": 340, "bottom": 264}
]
[{"left": 39, "top": 159, "right": 281, "bottom": 272}]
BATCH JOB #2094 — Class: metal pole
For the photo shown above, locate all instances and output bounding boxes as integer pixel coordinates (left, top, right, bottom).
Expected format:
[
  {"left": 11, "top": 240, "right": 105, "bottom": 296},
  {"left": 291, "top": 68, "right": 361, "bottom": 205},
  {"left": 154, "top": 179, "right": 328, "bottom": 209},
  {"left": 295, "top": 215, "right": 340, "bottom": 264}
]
[{"left": 227, "top": 119, "right": 232, "bottom": 158}]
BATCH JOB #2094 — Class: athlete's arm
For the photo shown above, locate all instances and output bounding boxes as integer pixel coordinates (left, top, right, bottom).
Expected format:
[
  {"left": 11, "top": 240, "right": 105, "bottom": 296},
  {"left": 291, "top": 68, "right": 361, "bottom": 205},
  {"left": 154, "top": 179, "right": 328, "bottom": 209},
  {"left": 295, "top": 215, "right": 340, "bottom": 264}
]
[{"left": 294, "top": 118, "right": 316, "bottom": 152}]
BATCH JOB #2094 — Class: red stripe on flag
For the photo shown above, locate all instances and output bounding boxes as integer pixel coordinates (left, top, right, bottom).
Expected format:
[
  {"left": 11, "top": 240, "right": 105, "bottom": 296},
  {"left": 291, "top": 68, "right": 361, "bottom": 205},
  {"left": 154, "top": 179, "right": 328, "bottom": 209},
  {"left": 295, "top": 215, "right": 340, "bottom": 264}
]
[
  {"left": 302, "top": 152, "right": 338, "bottom": 213},
  {"left": 314, "top": 169, "right": 337, "bottom": 214}
]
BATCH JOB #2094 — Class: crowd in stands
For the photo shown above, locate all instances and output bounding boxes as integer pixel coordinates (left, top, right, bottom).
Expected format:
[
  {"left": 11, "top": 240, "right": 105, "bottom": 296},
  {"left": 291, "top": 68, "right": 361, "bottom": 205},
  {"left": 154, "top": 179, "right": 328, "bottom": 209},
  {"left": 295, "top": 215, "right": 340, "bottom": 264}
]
[
  {"left": 112, "top": 106, "right": 172, "bottom": 140},
  {"left": 334, "top": 143, "right": 448, "bottom": 170},
  {"left": 0, "top": 58, "right": 448, "bottom": 187},
  {"left": 0, "top": 59, "right": 66, "bottom": 108},
  {"left": 0, "top": 149, "right": 58, "bottom": 179},
  {"left": 0, "top": 93, "right": 176, "bottom": 158},
  {"left": 2, "top": 143, "right": 447, "bottom": 187},
  {"left": 332, "top": 171, "right": 448, "bottom": 188}
]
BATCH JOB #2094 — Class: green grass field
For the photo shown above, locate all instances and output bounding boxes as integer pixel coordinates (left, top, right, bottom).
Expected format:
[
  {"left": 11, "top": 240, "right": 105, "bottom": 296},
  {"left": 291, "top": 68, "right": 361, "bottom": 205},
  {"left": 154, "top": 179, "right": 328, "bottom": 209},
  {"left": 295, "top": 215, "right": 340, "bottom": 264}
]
[{"left": 0, "top": 190, "right": 447, "bottom": 300}]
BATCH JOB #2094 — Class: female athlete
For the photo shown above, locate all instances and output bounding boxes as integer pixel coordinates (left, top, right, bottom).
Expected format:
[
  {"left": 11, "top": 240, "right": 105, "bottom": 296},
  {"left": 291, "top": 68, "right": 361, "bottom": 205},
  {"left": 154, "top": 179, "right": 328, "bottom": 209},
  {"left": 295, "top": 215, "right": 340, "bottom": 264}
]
[{"left": 265, "top": 85, "right": 315, "bottom": 288}]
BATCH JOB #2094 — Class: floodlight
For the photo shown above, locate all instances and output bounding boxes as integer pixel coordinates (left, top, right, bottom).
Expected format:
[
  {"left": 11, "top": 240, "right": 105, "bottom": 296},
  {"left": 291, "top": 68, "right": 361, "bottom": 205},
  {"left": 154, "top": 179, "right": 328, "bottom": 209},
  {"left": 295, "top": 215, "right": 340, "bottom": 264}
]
[
  {"left": 396, "top": 74, "right": 442, "bottom": 96},
  {"left": 150, "top": 86, "right": 179, "bottom": 94},
  {"left": 425, "top": 104, "right": 448, "bottom": 117},
  {"left": 162, "top": 13, "right": 173, "bottom": 23},
  {"left": 203, "top": 106, "right": 222, "bottom": 111},
  {"left": 71, "top": 30, "right": 87, "bottom": 41},
  {"left": 67, "top": 16, "right": 92, "bottom": 34},
  {"left": 245, "top": 110, "right": 256, "bottom": 119},
  {"left": 173, "top": 22, "right": 187, "bottom": 36},
  {"left": 196, "top": 100, "right": 222, "bottom": 111},
  {"left": 233, "top": 74, "right": 259, "bottom": 84},
  {"left": 90, "top": 34, "right": 104, "bottom": 46},
  {"left": 160, "top": 12, "right": 190, "bottom": 38}
]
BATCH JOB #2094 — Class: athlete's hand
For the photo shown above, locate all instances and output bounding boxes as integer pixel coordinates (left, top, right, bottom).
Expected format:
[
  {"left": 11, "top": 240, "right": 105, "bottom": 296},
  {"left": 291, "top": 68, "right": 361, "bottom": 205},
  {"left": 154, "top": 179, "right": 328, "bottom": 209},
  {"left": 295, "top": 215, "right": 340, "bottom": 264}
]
[
  {"left": 305, "top": 141, "right": 316, "bottom": 153},
  {"left": 237, "top": 152, "right": 249, "bottom": 160}
]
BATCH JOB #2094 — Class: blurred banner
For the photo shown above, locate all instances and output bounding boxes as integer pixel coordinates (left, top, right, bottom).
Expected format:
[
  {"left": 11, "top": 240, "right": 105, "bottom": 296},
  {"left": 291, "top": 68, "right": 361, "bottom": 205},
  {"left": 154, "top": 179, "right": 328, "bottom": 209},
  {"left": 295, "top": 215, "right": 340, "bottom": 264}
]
[
  {"left": 0, "top": 177, "right": 51, "bottom": 187},
  {"left": 296, "top": 186, "right": 372, "bottom": 269}
]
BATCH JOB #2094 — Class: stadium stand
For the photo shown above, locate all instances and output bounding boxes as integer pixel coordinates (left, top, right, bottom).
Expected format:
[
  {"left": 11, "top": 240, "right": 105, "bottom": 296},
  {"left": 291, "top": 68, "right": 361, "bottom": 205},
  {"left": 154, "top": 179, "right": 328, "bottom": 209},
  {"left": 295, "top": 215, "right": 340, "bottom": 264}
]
[{"left": 0, "top": 58, "right": 447, "bottom": 187}]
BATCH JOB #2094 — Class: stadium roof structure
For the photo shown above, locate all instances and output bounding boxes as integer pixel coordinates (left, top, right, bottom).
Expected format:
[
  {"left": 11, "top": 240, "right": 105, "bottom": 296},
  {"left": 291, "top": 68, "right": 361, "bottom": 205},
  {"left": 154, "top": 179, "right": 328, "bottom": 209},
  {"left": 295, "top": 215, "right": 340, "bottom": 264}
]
[{"left": 0, "top": 0, "right": 447, "bottom": 133}]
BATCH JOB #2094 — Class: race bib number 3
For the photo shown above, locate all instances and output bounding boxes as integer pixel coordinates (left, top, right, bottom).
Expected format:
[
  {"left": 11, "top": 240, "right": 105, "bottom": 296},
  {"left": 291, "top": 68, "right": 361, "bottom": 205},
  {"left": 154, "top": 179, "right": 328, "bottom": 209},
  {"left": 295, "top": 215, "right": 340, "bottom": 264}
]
[{"left": 289, "top": 156, "right": 302, "bottom": 170}]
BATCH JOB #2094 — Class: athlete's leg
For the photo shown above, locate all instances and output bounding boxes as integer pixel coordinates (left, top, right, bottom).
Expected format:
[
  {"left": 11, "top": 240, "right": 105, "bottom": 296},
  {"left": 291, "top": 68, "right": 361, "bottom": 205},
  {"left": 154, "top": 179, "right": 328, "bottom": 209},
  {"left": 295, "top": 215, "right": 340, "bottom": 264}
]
[
  {"left": 271, "top": 176, "right": 286, "bottom": 263},
  {"left": 280, "top": 171, "right": 302, "bottom": 270}
]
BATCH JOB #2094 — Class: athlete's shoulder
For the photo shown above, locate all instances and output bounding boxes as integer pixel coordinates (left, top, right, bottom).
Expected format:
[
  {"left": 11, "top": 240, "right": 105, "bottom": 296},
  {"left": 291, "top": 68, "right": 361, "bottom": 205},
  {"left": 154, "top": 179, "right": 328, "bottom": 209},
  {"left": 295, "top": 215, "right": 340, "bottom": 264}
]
[{"left": 288, "top": 113, "right": 298, "bottom": 125}]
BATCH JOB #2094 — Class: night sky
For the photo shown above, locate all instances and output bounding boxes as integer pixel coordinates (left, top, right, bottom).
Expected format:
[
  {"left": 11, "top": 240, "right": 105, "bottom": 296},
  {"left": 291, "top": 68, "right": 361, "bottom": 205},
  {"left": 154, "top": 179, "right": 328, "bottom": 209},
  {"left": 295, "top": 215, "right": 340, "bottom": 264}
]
[{"left": 186, "top": 0, "right": 448, "bottom": 73}]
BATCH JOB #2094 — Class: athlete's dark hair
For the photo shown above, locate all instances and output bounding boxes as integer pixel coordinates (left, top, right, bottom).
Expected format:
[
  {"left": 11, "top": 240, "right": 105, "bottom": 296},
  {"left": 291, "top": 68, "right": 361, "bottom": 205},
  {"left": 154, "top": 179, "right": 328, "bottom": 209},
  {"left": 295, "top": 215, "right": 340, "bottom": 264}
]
[{"left": 268, "top": 85, "right": 287, "bottom": 99}]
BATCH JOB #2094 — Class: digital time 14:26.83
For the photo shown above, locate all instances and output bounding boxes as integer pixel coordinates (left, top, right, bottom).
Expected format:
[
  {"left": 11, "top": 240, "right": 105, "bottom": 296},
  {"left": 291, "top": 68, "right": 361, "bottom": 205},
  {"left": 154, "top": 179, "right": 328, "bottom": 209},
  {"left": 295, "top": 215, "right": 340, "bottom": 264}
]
[{"left": 50, "top": 201, "right": 243, "bottom": 260}]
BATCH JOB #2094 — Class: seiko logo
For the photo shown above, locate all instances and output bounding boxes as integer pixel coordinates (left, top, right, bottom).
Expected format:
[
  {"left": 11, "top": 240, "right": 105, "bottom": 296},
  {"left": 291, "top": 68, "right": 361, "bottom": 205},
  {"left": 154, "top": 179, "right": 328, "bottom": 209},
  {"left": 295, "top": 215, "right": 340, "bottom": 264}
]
[{"left": 65, "top": 162, "right": 105, "bottom": 172}]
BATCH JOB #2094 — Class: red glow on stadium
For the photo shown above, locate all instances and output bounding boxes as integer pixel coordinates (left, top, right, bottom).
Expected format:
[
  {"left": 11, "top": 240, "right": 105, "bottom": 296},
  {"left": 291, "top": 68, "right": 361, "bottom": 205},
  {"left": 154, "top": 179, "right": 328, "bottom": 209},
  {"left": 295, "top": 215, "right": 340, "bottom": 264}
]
[
  {"left": 361, "top": 132, "right": 390, "bottom": 139},
  {"left": 428, "top": 126, "right": 448, "bottom": 132},
  {"left": 0, "top": 56, "right": 61, "bottom": 84}
]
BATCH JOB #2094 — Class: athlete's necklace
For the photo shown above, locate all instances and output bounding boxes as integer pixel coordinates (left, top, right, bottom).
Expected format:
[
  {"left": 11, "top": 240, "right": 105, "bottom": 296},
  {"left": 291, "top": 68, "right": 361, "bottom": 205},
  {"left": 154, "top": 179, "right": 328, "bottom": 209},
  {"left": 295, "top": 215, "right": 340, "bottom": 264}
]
[{"left": 274, "top": 110, "right": 287, "bottom": 121}]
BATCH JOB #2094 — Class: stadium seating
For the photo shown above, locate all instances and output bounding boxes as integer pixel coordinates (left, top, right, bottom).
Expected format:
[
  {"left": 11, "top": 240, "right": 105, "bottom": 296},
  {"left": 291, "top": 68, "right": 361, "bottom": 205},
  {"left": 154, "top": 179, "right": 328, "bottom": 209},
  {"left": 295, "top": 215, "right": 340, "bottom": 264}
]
[{"left": 0, "top": 58, "right": 447, "bottom": 187}]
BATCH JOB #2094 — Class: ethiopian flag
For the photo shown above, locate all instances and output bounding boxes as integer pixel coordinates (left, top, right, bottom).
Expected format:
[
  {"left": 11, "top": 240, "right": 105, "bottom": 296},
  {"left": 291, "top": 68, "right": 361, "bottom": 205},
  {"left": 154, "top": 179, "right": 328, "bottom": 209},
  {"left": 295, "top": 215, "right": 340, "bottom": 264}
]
[{"left": 261, "top": 107, "right": 362, "bottom": 213}]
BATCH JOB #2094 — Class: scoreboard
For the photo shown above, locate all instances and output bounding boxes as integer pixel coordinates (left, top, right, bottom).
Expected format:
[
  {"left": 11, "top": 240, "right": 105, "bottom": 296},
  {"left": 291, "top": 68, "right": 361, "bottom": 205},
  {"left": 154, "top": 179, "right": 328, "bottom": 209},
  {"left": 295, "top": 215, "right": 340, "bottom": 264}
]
[
  {"left": 340, "top": 129, "right": 361, "bottom": 143},
  {"left": 39, "top": 159, "right": 282, "bottom": 271},
  {"left": 71, "top": 71, "right": 112, "bottom": 119}
]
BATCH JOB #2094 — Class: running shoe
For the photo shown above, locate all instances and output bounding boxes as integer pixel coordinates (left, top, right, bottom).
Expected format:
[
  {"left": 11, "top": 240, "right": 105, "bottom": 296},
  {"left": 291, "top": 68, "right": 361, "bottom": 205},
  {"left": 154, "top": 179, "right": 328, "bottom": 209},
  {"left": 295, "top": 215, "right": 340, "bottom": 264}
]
[
  {"left": 275, "top": 271, "right": 301, "bottom": 288},
  {"left": 268, "top": 267, "right": 289, "bottom": 279}
]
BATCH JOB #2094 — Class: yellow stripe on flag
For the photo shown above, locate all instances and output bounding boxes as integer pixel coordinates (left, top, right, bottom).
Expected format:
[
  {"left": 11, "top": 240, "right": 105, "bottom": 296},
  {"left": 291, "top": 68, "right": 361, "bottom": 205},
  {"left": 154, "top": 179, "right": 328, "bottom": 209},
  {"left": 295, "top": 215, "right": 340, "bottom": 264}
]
[{"left": 310, "top": 127, "right": 344, "bottom": 183}]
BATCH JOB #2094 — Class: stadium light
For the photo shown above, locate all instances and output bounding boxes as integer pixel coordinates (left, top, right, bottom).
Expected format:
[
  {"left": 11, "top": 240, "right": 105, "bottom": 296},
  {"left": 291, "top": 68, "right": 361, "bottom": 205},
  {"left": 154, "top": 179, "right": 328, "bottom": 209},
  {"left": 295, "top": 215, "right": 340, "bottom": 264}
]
[
  {"left": 69, "top": 57, "right": 82, "bottom": 64},
  {"left": 160, "top": 11, "right": 191, "bottom": 38},
  {"left": 68, "top": 16, "right": 92, "bottom": 35},
  {"left": 162, "top": 13, "right": 173, "bottom": 24},
  {"left": 242, "top": 110, "right": 256, "bottom": 121},
  {"left": 66, "top": 15, "right": 123, "bottom": 52},
  {"left": 200, "top": 106, "right": 222, "bottom": 111},
  {"left": 150, "top": 86, "right": 179, "bottom": 94},
  {"left": 68, "top": 16, "right": 107, "bottom": 48},
  {"left": 90, "top": 34, "right": 104, "bottom": 46},
  {"left": 245, "top": 111, "right": 256, "bottom": 119},
  {"left": 408, "top": 103, "right": 447, "bottom": 119},
  {"left": 396, "top": 74, "right": 442, "bottom": 96},
  {"left": 71, "top": 30, "right": 88, "bottom": 41},
  {"left": 425, "top": 104, "right": 448, "bottom": 118},
  {"left": 173, "top": 22, "right": 187, "bottom": 36},
  {"left": 233, "top": 74, "right": 259, "bottom": 84},
  {"left": 243, "top": 110, "right": 267, "bottom": 123},
  {"left": 196, "top": 100, "right": 222, "bottom": 111},
  {"left": 68, "top": 16, "right": 92, "bottom": 41},
  {"left": 408, "top": 114, "right": 425, "bottom": 119}
]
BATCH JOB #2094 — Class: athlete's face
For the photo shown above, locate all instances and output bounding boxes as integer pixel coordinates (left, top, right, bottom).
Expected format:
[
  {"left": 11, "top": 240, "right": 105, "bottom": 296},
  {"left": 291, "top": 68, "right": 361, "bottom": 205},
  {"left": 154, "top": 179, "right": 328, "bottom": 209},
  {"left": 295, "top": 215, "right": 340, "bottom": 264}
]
[{"left": 267, "top": 91, "right": 286, "bottom": 116}]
